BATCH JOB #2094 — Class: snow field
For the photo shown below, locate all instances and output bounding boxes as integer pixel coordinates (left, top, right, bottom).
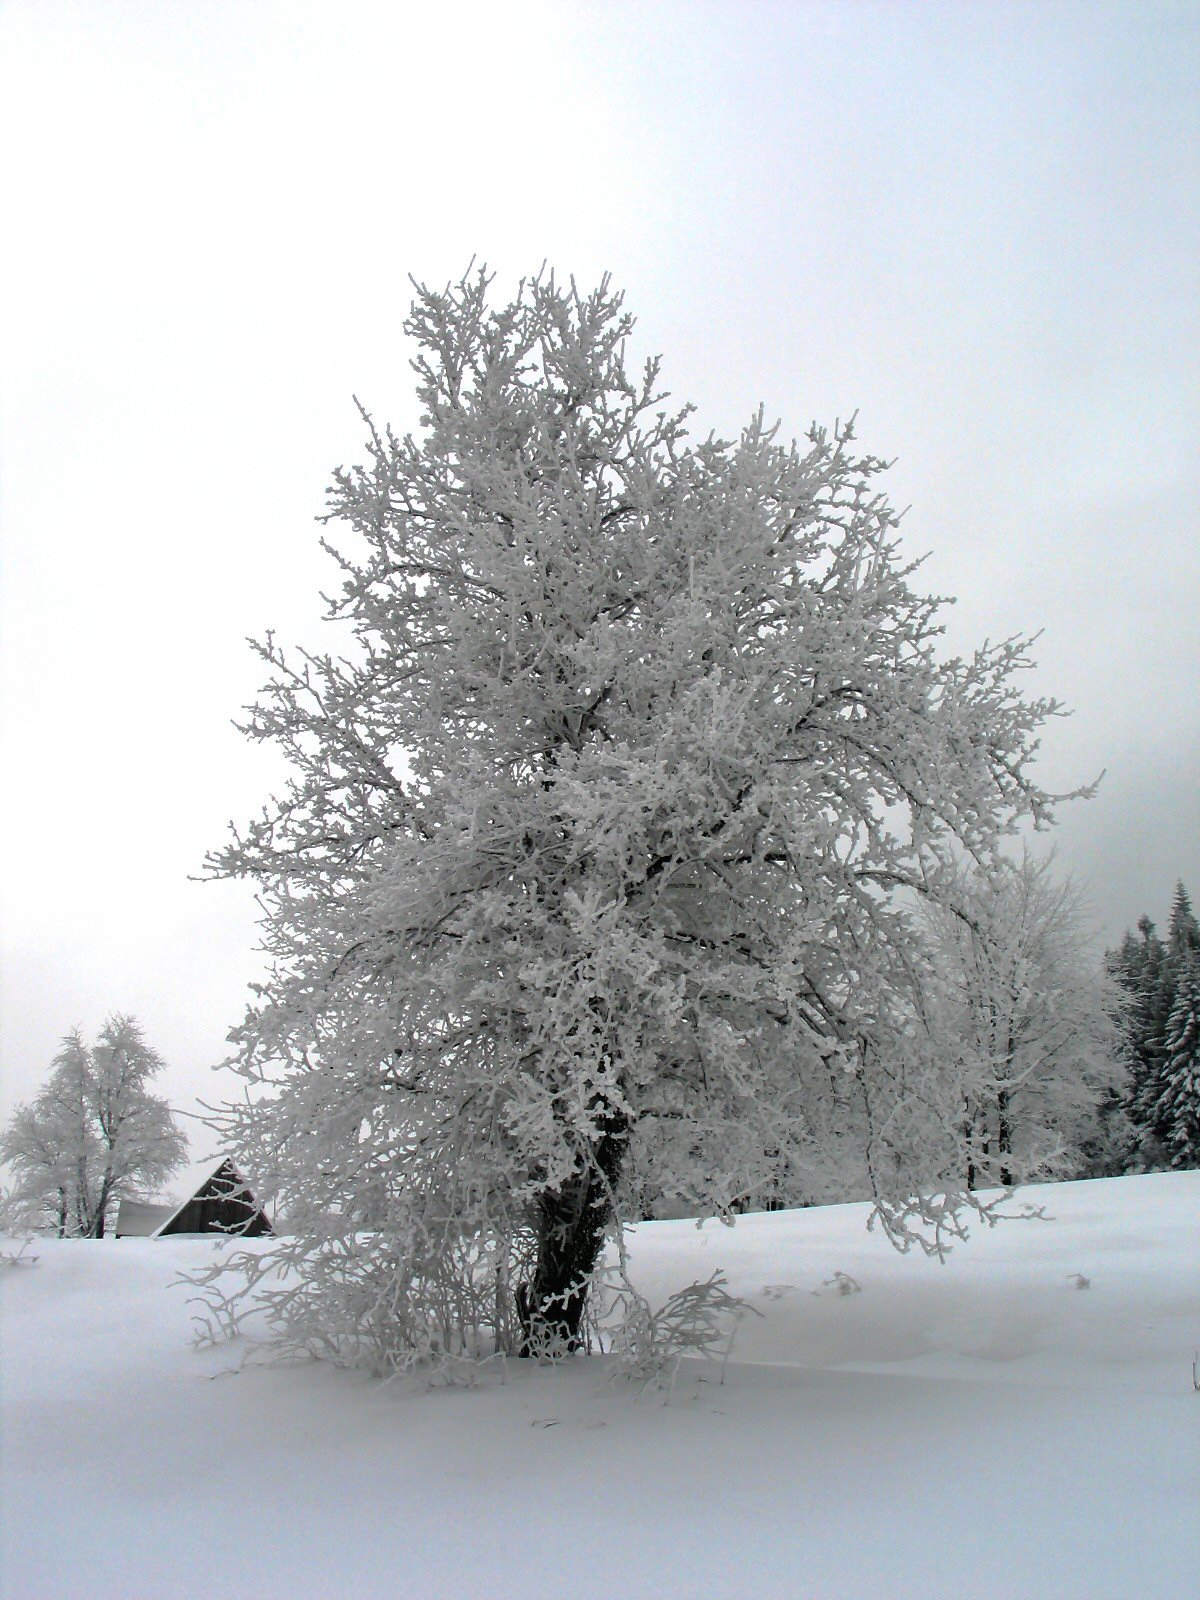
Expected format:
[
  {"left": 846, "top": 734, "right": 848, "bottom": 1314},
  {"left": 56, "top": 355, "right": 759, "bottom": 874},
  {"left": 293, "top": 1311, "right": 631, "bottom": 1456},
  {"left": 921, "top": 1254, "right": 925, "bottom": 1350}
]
[{"left": 1, "top": 1172, "right": 1197, "bottom": 1599}]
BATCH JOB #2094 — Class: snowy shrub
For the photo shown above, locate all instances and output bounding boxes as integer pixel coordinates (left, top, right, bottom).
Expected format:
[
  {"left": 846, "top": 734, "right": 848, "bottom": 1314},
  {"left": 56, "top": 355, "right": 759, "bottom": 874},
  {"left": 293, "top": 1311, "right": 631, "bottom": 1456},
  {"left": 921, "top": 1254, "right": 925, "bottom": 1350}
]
[
  {"left": 820, "top": 1271, "right": 862, "bottom": 1296},
  {"left": 0, "top": 1240, "right": 39, "bottom": 1269},
  {"left": 603, "top": 1270, "right": 755, "bottom": 1395}
]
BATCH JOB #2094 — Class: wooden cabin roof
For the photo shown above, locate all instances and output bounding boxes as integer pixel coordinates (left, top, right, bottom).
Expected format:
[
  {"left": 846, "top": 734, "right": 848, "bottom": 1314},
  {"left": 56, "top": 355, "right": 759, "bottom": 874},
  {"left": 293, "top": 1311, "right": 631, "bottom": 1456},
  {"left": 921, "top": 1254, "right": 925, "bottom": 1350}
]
[
  {"left": 113, "top": 1198, "right": 178, "bottom": 1237},
  {"left": 115, "top": 1159, "right": 273, "bottom": 1238}
]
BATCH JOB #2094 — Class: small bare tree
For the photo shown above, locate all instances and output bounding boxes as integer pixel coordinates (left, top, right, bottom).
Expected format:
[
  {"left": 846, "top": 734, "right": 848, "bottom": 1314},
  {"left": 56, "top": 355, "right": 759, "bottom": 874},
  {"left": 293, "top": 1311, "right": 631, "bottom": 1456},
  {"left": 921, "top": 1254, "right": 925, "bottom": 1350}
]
[
  {"left": 1, "top": 1016, "right": 186, "bottom": 1237},
  {"left": 917, "top": 856, "right": 1126, "bottom": 1189}
]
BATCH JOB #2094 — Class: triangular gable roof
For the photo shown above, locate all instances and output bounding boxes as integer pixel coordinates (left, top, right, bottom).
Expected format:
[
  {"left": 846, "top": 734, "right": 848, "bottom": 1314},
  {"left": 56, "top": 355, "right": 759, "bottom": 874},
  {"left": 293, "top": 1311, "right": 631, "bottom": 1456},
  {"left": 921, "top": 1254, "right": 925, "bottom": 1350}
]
[{"left": 150, "top": 1158, "right": 273, "bottom": 1238}]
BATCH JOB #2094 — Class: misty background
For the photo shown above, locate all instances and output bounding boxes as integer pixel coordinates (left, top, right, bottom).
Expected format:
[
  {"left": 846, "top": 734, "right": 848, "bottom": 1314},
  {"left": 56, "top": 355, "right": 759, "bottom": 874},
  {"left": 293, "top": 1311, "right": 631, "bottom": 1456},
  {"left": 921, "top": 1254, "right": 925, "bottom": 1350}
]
[{"left": 1, "top": 0, "right": 1196, "bottom": 1169}]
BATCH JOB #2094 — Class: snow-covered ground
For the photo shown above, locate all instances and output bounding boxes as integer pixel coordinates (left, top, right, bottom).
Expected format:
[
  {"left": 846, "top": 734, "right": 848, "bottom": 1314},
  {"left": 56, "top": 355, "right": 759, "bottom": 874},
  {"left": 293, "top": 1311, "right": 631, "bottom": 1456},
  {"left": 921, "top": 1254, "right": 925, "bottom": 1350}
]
[{"left": 2, "top": 1173, "right": 1196, "bottom": 1599}]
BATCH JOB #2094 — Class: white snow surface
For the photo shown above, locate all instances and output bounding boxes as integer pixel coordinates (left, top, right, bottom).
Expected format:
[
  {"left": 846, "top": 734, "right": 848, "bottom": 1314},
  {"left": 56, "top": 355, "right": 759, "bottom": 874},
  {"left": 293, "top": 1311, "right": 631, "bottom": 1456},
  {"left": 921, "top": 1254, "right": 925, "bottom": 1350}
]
[{"left": 2, "top": 1173, "right": 1197, "bottom": 1599}]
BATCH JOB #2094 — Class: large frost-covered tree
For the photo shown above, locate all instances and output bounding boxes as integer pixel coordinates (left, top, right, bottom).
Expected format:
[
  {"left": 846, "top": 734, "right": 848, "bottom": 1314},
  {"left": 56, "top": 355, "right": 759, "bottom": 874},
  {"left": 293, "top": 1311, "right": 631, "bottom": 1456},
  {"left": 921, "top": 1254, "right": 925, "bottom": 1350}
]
[
  {"left": 1, "top": 1016, "right": 186, "bottom": 1237},
  {"left": 209, "top": 268, "right": 1080, "bottom": 1368}
]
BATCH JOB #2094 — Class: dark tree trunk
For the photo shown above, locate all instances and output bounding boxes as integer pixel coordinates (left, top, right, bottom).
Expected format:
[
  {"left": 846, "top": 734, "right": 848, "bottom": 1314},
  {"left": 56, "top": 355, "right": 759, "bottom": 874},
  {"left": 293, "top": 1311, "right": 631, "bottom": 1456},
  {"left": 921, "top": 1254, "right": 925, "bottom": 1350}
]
[
  {"left": 91, "top": 1172, "right": 115, "bottom": 1239},
  {"left": 516, "top": 1109, "right": 627, "bottom": 1356},
  {"left": 997, "top": 1087, "right": 1012, "bottom": 1188},
  {"left": 964, "top": 1099, "right": 977, "bottom": 1191}
]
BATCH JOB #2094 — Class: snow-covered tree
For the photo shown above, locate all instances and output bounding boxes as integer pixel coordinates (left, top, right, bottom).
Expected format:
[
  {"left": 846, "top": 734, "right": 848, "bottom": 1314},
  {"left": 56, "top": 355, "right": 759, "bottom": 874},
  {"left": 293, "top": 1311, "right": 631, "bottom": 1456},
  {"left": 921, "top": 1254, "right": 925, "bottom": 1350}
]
[
  {"left": 1155, "top": 955, "right": 1200, "bottom": 1169},
  {"left": 1165, "top": 883, "right": 1200, "bottom": 971},
  {"left": 1, "top": 1017, "right": 186, "bottom": 1237},
  {"left": 1109, "top": 881, "right": 1199, "bottom": 1167},
  {"left": 207, "top": 267, "right": 1083, "bottom": 1370},
  {"left": 917, "top": 855, "right": 1127, "bottom": 1188},
  {"left": 1108, "top": 916, "right": 1170, "bottom": 1150}
]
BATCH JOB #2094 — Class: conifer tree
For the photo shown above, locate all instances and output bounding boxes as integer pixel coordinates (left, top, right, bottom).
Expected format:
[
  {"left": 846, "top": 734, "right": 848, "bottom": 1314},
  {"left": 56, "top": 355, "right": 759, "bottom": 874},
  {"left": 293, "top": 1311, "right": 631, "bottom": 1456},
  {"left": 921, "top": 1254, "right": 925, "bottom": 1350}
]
[
  {"left": 1155, "top": 955, "right": 1200, "bottom": 1169},
  {"left": 1166, "top": 882, "right": 1200, "bottom": 962},
  {"left": 1108, "top": 882, "right": 1199, "bottom": 1168}
]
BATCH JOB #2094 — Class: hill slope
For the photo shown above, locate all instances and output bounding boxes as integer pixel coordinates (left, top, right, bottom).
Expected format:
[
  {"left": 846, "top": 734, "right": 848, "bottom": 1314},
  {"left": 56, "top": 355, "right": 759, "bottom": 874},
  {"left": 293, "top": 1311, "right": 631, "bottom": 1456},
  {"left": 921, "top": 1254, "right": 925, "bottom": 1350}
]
[{"left": 2, "top": 1173, "right": 1197, "bottom": 1599}]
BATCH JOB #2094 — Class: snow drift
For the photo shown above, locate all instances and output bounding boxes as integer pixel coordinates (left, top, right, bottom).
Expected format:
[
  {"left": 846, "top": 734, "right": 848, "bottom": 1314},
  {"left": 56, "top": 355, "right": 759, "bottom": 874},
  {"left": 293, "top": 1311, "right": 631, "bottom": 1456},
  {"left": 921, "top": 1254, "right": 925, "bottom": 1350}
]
[{"left": 2, "top": 1172, "right": 1196, "bottom": 1599}]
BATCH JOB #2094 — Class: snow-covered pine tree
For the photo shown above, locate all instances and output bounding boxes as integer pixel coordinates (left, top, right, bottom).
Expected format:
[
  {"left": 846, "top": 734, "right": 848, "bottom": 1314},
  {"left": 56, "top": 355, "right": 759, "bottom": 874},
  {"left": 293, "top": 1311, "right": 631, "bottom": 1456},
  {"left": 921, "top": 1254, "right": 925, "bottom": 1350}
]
[
  {"left": 1110, "top": 918, "right": 1166, "bottom": 1151},
  {"left": 1155, "top": 954, "right": 1200, "bottom": 1169},
  {"left": 1110, "top": 883, "right": 1199, "bottom": 1167},
  {"left": 1166, "top": 881, "right": 1200, "bottom": 963},
  {"left": 206, "top": 268, "right": 1082, "bottom": 1370}
]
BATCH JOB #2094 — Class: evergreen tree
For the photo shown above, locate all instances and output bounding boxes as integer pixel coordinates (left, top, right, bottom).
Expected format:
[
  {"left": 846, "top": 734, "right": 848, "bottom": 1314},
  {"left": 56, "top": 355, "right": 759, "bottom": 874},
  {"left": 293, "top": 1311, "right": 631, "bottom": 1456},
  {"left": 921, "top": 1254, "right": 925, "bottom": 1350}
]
[
  {"left": 1108, "top": 882, "right": 1199, "bottom": 1168},
  {"left": 1155, "top": 955, "right": 1200, "bottom": 1168},
  {"left": 1166, "top": 881, "right": 1200, "bottom": 961}
]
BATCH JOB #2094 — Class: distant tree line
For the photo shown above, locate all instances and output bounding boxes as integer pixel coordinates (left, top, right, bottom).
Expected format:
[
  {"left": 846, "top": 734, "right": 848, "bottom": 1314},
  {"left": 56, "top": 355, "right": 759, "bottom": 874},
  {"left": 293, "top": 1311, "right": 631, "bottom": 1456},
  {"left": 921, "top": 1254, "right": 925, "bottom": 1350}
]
[
  {"left": 1107, "top": 882, "right": 1200, "bottom": 1172},
  {"left": 3, "top": 884, "right": 1194, "bottom": 1249}
]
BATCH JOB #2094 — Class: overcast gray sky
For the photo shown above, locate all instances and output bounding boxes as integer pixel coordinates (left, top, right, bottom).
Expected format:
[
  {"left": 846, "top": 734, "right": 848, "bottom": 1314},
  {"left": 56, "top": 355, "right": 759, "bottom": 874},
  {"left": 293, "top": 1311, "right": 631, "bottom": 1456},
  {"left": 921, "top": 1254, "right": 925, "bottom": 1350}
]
[{"left": 2, "top": 0, "right": 1196, "bottom": 1169}]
